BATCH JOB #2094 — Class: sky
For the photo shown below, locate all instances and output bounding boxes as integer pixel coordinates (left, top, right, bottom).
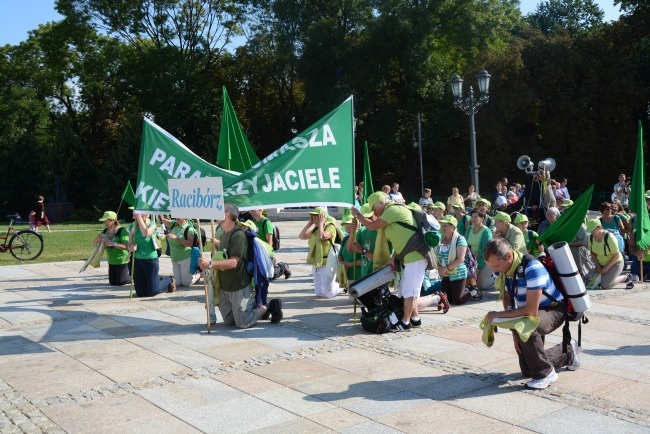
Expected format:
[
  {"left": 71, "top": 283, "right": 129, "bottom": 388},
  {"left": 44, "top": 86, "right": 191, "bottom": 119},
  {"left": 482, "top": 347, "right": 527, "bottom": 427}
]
[{"left": 0, "top": 0, "right": 624, "bottom": 47}]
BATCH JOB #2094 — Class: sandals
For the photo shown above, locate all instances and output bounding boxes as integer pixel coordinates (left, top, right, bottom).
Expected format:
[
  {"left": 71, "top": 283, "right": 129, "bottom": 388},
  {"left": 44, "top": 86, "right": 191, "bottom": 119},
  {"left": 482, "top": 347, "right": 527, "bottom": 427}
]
[
  {"left": 625, "top": 274, "right": 634, "bottom": 290},
  {"left": 436, "top": 292, "right": 450, "bottom": 314},
  {"left": 470, "top": 286, "right": 483, "bottom": 301}
]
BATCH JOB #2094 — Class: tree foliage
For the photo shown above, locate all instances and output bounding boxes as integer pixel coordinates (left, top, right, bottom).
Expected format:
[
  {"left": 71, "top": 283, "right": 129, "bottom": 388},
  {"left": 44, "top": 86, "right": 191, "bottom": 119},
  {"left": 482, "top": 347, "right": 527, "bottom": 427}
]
[{"left": 0, "top": 0, "right": 648, "bottom": 217}]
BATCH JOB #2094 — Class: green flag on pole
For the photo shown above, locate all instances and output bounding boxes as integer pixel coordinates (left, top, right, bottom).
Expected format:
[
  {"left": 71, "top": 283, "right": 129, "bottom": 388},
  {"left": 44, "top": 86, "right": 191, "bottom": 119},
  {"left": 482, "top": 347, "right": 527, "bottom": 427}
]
[
  {"left": 121, "top": 180, "right": 136, "bottom": 206},
  {"left": 363, "top": 141, "right": 374, "bottom": 203},
  {"left": 223, "top": 96, "right": 355, "bottom": 210},
  {"left": 217, "top": 86, "right": 260, "bottom": 172},
  {"left": 629, "top": 120, "right": 650, "bottom": 250},
  {"left": 538, "top": 184, "right": 594, "bottom": 247},
  {"left": 133, "top": 118, "right": 239, "bottom": 214}
]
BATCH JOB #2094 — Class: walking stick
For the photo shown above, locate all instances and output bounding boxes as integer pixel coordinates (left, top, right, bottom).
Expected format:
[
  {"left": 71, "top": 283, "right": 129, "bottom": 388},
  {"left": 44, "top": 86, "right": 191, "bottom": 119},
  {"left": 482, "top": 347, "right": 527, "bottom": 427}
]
[
  {"left": 197, "top": 219, "right": 211, "bottom": 333},
  {"left": 129, "top": 225, "right": 135, "bottom": 299},
  {"left": 351, "top": 217, "right": 358, "bottom": 324}
]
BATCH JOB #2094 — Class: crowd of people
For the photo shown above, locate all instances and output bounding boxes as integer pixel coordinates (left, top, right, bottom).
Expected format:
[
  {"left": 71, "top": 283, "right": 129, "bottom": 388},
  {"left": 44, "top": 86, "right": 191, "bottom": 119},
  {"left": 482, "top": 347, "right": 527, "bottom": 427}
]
[{"left": 82, "top": 170, "right": 649, "bottom": 390}]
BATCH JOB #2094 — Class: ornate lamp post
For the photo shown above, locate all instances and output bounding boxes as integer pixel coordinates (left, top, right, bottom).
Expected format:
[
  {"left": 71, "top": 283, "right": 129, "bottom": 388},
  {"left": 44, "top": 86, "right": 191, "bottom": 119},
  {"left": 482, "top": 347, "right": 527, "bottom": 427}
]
[
  {"left": 412, "top": 113, "right": 424, "bottom": 198},
  {"left": 450, "top": 69, "right": 491, "bottom": 195}
]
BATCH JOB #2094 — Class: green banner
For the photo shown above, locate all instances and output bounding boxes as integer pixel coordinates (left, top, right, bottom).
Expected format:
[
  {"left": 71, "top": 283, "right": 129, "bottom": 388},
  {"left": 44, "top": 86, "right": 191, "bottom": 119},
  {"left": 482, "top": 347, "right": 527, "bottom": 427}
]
[
  {"left": 217, "top": 86, "right": 260, "bottom": 172},
  {"left": 630, "top": 120, "right": 650, "bottom": 250},
  {"left": 121, "top": 180, "right": 136, "bottom": 207},
  {"left": 134, "top": 119, "right": 239, "bottom": 213},
  {"left": 224, "top": 96, "right": 356, "bottom": 210}
]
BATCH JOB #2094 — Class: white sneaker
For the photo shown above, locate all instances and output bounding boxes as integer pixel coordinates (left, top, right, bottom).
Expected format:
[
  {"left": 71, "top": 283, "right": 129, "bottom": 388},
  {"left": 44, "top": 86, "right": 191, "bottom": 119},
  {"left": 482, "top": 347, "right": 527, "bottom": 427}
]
[
  {"left": 566, "top": 339, "right": 581, "bottom": 371},
  {"left": 526, "top": 368, "right": 558, "bottom": 389}
]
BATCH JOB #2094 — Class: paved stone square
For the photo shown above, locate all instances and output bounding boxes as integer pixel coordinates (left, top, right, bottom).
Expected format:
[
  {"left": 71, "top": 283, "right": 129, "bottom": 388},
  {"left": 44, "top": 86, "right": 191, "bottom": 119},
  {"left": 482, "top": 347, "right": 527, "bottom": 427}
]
[{"left": 1, "top": 220, "right": 649, "bottom": 433}]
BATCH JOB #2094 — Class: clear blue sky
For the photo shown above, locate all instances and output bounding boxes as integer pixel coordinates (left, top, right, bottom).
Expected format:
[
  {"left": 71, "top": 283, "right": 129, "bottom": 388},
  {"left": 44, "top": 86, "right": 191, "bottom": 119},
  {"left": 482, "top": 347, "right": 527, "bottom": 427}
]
[{"left": 0, "top": 0, "right": 623, "bottom": 47}]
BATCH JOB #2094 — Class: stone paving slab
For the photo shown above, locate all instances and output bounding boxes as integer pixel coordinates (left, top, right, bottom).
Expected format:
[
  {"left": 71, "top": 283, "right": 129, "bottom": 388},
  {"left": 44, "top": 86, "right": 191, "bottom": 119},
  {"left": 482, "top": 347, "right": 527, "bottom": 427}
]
[{"left": 1, "top": 220, "right": 650, "bottom": 433}]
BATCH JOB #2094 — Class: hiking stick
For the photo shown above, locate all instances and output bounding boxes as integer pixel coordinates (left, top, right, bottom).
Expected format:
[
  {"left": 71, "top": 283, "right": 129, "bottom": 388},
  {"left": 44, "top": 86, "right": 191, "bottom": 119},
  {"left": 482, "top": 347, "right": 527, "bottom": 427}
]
[
  {"left": 351, "top": 217, "right": 358, "bottom": 324},
  {"left": 197, "top": 219, "right": 211, "bottom": 333}
]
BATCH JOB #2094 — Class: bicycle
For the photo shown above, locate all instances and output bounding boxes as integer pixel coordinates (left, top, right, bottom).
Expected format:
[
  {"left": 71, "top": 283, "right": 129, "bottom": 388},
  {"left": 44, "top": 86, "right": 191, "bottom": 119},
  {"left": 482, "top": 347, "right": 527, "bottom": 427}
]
[{"left": 0, "top": 219, "right": 44, "bottom": 260}]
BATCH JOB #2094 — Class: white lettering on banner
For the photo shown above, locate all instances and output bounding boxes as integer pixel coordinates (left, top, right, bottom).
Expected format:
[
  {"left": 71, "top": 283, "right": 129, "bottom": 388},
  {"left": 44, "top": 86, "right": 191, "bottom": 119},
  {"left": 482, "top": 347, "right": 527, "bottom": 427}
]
[
  {"left": 148, "top": 148, "right": 202, "bottom": 178},
  {"left": 170, "top": 188, "right": 223, "bottom": 210},
  {"left": 136, "top": 181, "right": 170, "bottom": 210},
  {"left": 250, "top": 124, "right": 337, "bottom": 169},
  {"left": 222, "top": 177, "right": 259, "bottom": 197},
  {"left": 255, "top": 167, "right": 341, "bottom": 194}
]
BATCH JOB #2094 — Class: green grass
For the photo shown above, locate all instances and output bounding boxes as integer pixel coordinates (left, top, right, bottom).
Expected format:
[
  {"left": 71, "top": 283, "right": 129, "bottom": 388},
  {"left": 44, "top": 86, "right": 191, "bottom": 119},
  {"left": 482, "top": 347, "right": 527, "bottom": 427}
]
[{"left": 0, "top": 222, "right": 169, "bottom": 265}]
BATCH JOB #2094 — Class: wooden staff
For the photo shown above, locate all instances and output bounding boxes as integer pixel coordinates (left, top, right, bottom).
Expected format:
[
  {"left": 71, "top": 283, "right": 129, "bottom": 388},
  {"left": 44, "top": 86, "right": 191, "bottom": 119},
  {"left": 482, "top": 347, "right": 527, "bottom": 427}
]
[
  {"left": 196, "top": 219, "right": 211, "bottom": 333},
  {"left": 351, "top": 216, "right": 358, "bottom": 324}
]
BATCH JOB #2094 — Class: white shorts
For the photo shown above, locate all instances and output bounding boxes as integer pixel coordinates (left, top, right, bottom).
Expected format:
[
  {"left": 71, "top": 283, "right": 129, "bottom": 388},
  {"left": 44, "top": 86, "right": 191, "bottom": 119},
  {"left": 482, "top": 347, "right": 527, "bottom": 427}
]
[{"left": 397, "top": 258, "right": 427, "bottom": 299}]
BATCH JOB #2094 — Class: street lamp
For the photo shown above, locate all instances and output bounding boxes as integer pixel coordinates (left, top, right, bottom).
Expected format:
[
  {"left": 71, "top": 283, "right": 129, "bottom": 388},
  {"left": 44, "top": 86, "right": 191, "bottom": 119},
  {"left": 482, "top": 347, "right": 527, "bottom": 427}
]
[
  {"left": 450, "top": 69, "right": 491, "bottom": 195},
  {"left": 412, "top": 113, "right": 424, "bottom": 198}
]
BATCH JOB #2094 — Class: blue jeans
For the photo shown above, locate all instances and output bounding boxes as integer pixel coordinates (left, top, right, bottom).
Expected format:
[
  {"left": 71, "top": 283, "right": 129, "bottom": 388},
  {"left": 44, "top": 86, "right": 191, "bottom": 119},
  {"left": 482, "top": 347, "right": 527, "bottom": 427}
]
[{"left": 133, "top": 258, "right": 170, "bottom": 297}]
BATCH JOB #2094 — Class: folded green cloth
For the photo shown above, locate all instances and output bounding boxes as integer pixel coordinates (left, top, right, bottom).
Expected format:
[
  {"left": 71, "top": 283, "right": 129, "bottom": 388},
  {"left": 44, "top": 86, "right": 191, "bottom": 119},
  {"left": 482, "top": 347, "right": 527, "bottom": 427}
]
[{"left": 479, "top": 315, "right": 541, "bottom": 347}]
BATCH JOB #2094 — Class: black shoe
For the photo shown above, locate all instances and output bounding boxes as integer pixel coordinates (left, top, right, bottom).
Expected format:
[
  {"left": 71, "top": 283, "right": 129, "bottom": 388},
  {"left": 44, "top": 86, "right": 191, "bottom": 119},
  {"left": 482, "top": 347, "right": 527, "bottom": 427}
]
[
  {"left": 470, "top": 286, "right": 483, "bottom": 301},
  {"left": 410, "top": 318, "right": 422, "bottom": 327},
  {"left": 391, "top": 320, "right": 411, "bottom": 331},
  {"left": 283, "top": 263, "right": 292, "bottom": 279},
  {"left": 268, "top": 299, "right": 283, "bottom": 324}
]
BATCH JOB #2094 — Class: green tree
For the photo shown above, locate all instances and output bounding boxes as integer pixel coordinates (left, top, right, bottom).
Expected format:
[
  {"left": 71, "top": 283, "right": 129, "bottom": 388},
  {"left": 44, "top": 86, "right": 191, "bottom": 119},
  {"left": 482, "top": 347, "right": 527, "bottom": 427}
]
[{"left": 526, "top": 0, "right": 605, "bottom": 35}]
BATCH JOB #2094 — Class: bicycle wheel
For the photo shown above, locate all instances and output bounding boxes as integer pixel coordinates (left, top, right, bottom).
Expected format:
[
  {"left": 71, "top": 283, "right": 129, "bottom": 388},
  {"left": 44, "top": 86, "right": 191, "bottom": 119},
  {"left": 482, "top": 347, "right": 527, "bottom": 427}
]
[{"left": 9, "top": 230, "right": 44, "bottom": 260}]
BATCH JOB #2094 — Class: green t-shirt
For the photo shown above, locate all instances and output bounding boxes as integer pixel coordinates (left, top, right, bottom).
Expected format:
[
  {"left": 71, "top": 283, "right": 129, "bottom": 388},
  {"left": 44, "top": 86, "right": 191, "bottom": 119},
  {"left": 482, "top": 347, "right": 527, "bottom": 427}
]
[
  {"left": 588, "top": 233, "right": 622, "bottom": 267},
  {"left": 523, "top": 229, "right": 542, "bottom": 257},
  {"left": 338, "top": 236, "right": 362, "bottom": 281},
  {"left": 102, "top": 226, "right": 130, "bottom": 265},
  {"left": 380, "top": 204, "right": 423, "bottom": 264},
  {"left": 169, "top": 221, "right": 197, "bottom": 261},
  {"left": 466, "top": 225, "right": 492, "bottom": 269},
  {"left": 217, "top": 227, "right": 252, "bottom": 292},
  {"left": 131, "top": 221, "right": 159, "bottom": 260},
  {"left": 255, "top": 217, "right": 274, "bottom": 245},
  {"left": 356, "top": 226, "right": 378, "bottom": 277}
]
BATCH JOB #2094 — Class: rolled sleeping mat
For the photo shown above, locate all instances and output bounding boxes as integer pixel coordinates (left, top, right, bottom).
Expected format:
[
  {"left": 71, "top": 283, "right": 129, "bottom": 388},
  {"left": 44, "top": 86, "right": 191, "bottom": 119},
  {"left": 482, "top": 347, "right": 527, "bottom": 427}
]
[
  {"left": 548, "top": 241, "right": 591, "bottom": 313},
  {"left": 349, "top": 265, "right": 394, "bottom": 298}
]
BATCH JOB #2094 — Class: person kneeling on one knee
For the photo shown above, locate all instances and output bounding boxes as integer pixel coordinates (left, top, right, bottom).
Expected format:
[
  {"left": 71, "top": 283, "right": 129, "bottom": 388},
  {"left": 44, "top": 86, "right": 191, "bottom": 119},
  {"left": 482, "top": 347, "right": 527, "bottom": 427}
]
[{"left": 483, "top": 237, "right": 579, "bottom": 389}]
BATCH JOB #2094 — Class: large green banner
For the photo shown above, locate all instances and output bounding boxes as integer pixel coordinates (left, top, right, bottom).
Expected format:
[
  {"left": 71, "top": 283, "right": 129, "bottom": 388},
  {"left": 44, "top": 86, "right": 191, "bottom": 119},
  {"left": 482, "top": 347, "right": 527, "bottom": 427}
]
[
  {"left": 134, "top": 119, "right": 239, "bottom": 213},
  {"left": 224, "top": 96, "right": 356, "bottom": 210}
]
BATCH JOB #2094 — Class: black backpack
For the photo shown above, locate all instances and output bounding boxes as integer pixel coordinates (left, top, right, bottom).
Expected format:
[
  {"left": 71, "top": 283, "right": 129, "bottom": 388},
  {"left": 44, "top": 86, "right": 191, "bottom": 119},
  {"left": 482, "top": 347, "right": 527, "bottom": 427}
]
[
  {"left": 261, "top": 217, "right": 281, "bottom": 251},
  {"left": 359, "top": 285, "right": 404, "bottom": 334},
  {"left": 171, "top": 220, "right": 207, "bottom": 248}
]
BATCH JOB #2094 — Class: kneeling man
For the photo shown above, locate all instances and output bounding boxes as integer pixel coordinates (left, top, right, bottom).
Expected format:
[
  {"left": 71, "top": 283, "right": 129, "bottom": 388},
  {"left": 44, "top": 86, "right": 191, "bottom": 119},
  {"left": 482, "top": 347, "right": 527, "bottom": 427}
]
[
  {"left": 483, "top": 237, "right": 579, "bottom": 389},
  {"left": 199, "top": 203, "right": 283, "bottom": 327}
]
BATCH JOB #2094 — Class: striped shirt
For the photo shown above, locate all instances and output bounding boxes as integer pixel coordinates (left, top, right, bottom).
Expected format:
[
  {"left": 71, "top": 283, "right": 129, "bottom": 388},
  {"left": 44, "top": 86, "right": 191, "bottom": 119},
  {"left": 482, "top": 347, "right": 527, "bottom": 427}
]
[{"left": 506, "top": 259, "right": 563, "bottom": 309}]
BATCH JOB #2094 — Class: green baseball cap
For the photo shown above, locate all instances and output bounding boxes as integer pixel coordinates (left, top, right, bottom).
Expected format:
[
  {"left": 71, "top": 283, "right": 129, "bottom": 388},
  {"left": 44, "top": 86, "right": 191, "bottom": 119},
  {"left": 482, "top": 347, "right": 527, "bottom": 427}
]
[
  {"left": 367, "top": 191, "right": 388, "bottom": 208},
  {"left": 493, "top": 211, "right": 511, "bottom": 223},
  {"left": 308, "top": 206, "right": 328, "bottom": 215}
]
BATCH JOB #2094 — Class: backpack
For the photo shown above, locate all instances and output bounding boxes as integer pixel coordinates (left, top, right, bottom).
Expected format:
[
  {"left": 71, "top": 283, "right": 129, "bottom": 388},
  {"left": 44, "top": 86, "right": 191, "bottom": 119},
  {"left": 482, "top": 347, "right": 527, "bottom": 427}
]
[
  {"left": 359, "top": 285, "right": 404, "bottom": 334},
  {"left": 326, "top": 222, "right": 345, "bottom": 245},
  {"left": 234, "top": 227, "right": 274, "bottom": 282},
  {"left": 464, "top": 248, "right": 478, "bottom": 279},
  {"left": 395, "top": 204, "right": 440, "bottom": 248},
  {"left": 519, "top": 254, "right": 589, "bottom": 352},
  {"left": 261, "top": 217, "right": 281, "bottom": 251},
  {"left": 589, "top": 232, "right": 612, "bottom": 256},
  {"left": 171, "top": 220, "right": 207, "bottom": 248}
]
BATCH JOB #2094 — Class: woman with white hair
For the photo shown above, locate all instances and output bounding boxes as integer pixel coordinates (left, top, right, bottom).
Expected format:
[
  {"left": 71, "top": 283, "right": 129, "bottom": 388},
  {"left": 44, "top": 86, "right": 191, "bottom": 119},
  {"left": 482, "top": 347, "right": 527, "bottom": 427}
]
[{"left": 537, "top": 207, "right": 560, "bottom": 235}]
